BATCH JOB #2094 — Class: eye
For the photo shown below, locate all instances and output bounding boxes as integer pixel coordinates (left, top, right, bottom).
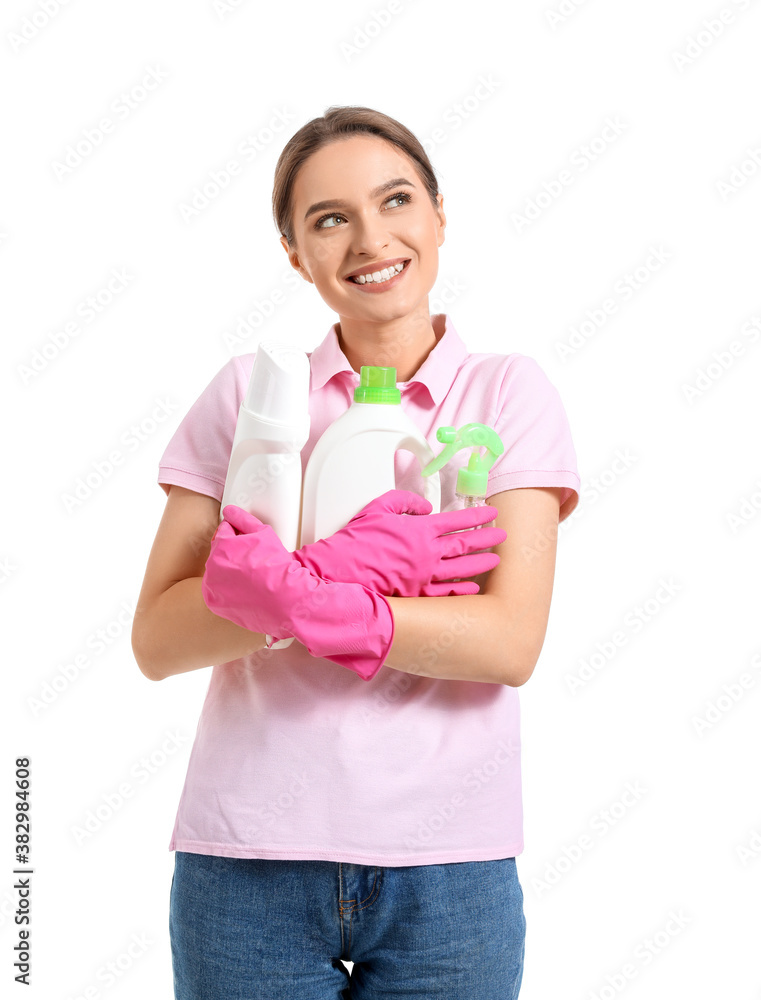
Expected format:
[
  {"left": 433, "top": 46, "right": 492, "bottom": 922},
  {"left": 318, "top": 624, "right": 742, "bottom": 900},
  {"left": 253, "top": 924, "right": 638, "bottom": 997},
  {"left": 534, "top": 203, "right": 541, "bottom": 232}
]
[
  {"left": 386, "top": 192, "right": 412, "bottom": 209},
  {"left": 313, "top": 191, "right": 412, "bottom": 230},
  {"left": 316, "top": 213, "right": 345, "bottom": 230}
]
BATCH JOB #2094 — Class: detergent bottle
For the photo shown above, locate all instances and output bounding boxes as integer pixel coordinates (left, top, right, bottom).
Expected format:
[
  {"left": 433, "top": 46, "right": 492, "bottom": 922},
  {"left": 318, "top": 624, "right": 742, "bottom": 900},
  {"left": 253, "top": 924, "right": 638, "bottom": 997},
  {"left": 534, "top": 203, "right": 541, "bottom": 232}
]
[
  {"left": 220, "top": 341, "right": 311, "bottom": 649},
  {"left": 421, "top": 422, "right": 503, "bottom": 515},
  {"left": 299, "top": 366, "right": 441, "bottom": 546}
]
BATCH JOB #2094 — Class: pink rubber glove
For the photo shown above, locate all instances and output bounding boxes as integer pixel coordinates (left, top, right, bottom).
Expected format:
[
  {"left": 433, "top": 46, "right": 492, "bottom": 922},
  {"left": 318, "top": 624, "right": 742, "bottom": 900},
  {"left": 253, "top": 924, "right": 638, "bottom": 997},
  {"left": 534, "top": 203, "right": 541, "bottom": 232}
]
[
  {"left": 201, "top": 507, "right": 394, "bottom": 681},
  {"left": 289, "top": 489, "right": 506, "bottom": 597}
]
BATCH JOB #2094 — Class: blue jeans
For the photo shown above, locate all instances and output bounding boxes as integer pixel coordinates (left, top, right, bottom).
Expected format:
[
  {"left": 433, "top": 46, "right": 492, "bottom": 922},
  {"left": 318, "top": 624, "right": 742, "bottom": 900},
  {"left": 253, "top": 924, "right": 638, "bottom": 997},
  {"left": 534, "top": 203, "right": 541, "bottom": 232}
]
[{"left": 169, "top": 851, "right": 525, "bottom": 999}]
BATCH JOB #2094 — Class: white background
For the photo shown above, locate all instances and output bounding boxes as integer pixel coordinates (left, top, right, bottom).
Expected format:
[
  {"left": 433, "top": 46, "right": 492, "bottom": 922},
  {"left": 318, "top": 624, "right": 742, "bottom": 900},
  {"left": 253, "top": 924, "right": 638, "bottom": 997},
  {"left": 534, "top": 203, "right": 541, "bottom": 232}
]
[{"left": 3, "top": 1, "right": 760, "bottom": 997}]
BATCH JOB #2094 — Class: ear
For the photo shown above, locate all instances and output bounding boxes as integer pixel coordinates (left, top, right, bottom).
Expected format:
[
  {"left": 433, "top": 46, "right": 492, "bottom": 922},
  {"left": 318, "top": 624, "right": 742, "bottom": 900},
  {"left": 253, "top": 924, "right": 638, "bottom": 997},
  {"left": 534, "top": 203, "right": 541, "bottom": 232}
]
[
  {"left": 435, "top": 193, "right": 446, "bottom": 247},
  {"left": 279, "top": 236, "right": 313, "bottom": 284}
]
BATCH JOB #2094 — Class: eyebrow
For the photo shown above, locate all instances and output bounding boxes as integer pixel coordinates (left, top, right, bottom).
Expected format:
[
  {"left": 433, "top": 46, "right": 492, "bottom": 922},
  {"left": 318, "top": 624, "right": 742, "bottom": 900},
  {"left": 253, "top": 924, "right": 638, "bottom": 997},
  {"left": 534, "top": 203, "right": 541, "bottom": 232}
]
[{"left": 303, "top": 177, "right": 416, "bottom": 222}]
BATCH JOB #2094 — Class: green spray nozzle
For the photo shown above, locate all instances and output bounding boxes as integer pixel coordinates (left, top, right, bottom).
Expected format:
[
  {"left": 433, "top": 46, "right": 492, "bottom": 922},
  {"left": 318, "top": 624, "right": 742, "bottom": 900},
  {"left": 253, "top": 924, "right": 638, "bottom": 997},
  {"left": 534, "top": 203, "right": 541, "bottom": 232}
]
[{"left": 421, "top": 423, "right": 504, "bottom": 498}]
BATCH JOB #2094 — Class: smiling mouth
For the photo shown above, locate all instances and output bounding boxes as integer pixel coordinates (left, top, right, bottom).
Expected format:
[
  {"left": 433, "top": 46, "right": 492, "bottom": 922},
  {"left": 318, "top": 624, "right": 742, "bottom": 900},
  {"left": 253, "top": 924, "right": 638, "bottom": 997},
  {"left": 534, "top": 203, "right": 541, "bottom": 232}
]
[{"left": 347, "top": 260, "right": 410, "bottom": 285}]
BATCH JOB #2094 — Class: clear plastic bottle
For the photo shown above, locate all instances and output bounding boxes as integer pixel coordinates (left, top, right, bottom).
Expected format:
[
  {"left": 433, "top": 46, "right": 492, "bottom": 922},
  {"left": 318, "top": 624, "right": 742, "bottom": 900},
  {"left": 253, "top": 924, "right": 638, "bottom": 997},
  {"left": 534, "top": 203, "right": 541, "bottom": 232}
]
[
  {"left": 422, "top": 423, "right": 504, "bottom": 580},
  {"left": 422, "top": 423, "right": 504, "bottom": 516}
]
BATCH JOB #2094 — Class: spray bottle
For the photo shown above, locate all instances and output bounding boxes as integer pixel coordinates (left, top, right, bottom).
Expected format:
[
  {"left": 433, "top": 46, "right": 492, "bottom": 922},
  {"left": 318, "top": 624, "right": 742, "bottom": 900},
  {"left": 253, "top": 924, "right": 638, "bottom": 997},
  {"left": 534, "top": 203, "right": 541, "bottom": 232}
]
[
  {"left": 423, "top": 423, "right": 505, "bottom": 584},
  {"left": 422, "top": 423, "right": 504, "bottom": 581},
  {"left": 220, "top": 341, "right": 311, "bottom": 649},
  {"left": 299, "top": 366, "right": 441, "bottom": 545},
  {"left": 422, "top": 422, "right": 503, "bottom": 512}
]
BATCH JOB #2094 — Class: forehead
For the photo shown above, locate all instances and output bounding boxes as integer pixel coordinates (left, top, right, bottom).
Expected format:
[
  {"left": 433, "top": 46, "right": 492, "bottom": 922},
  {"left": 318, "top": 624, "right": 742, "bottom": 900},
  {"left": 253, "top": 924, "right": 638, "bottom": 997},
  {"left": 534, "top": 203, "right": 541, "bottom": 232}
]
[{"left": 291, "top": 135, "right": 418, "bottom": 203}]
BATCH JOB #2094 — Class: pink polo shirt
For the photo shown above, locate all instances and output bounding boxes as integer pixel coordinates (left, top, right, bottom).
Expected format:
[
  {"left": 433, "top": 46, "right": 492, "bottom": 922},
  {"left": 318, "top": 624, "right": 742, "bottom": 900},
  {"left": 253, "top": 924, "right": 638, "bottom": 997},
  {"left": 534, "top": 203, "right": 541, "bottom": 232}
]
[{"left": 157, "top": 313, "right": 580, "bottom": 865}]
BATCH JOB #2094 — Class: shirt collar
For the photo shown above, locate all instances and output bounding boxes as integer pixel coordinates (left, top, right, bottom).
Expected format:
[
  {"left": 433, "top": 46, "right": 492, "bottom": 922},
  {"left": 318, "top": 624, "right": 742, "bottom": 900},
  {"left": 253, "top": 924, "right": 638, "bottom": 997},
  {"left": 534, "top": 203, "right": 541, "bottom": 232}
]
[{"left": 309, "top": 313, "right": 468, "bottom": 406}]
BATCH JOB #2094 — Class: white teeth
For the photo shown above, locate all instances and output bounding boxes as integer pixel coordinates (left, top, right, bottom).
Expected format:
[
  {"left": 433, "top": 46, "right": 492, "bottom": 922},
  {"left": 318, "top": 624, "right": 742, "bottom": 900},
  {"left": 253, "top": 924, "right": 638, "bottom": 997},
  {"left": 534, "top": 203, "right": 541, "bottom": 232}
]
[{"left": 353, "top": 262, "right": 405, "bottom": 284}]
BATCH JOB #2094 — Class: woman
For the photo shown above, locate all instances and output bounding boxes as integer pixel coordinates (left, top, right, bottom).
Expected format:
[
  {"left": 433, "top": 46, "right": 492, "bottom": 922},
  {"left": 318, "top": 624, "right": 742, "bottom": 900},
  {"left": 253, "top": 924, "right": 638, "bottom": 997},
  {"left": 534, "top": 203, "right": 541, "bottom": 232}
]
[{"left": 132, "top": 105, "right": 580, "bottom": 999}]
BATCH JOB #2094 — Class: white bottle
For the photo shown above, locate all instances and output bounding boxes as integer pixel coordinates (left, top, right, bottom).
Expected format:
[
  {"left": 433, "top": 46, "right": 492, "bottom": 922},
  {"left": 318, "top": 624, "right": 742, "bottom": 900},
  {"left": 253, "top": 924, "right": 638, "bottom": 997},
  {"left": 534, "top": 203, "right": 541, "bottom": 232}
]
[
  {"left": 220, "top": 341, "right": 311, "bottom": 649},
  {"left": 300, "top": 365, "right": 441, "bottom": 546}
]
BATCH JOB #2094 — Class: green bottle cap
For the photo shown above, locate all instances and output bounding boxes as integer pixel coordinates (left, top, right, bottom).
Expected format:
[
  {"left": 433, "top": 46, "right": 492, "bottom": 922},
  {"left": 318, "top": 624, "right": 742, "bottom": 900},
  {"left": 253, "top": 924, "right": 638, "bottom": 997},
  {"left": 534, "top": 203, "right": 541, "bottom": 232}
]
[
  {"left": 354, "top": 366, "right": 401, "bottom": 404},
  {"left": 421, "top": 423, "right": 504, "bottom": 498}
]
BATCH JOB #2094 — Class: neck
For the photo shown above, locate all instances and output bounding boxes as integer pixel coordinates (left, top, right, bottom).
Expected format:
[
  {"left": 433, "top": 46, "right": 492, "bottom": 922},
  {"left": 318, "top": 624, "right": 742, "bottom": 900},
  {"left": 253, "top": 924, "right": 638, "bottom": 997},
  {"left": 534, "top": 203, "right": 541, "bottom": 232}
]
[{"left": 336, "top": 308, "right": 443, "bottom": 382}]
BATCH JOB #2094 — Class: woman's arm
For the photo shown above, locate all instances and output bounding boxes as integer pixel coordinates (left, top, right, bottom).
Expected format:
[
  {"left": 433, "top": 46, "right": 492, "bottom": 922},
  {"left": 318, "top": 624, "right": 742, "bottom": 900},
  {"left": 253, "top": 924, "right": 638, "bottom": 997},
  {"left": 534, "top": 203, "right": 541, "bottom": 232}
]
[
  {"left": 382, "top": 487, "right": 563, "bottom": 686},
  {"left": 134, "top": 484, "right": 562, "bottom": 684},
  {"left": 131, "top": 485, "right": 267, "bottom": 681}
]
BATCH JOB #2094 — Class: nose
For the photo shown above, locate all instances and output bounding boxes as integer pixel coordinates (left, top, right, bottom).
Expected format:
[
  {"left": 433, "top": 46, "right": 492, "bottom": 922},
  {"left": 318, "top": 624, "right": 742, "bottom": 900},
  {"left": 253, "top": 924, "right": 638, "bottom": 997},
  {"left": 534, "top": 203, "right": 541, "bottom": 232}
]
[{"left": 349, "top": 210, "right": 390, "bottom": 256}]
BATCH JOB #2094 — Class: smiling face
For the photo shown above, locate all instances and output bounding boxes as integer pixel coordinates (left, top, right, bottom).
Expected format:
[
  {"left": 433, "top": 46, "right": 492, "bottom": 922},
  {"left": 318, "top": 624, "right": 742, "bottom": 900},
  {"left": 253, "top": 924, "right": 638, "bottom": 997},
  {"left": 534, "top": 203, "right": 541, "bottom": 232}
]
[{"left": 281, "top": 134, "right": 446, "bottom": 326}]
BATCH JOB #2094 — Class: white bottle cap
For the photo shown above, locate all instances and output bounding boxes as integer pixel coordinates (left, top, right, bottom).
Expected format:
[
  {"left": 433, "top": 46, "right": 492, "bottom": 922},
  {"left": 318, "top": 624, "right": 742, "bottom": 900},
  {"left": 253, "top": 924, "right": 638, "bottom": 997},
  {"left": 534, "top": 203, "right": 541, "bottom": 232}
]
[{"left": 244, "top": 341, "right": 310, "bottom": 424}]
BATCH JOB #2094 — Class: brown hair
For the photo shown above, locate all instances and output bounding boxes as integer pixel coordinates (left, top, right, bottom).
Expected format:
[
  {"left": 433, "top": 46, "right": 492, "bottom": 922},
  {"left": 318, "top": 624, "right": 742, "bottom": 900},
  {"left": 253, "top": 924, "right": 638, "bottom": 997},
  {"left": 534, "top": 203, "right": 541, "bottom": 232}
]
[{"left": 272, "top": 105, "right": 441, "bottom": 248}]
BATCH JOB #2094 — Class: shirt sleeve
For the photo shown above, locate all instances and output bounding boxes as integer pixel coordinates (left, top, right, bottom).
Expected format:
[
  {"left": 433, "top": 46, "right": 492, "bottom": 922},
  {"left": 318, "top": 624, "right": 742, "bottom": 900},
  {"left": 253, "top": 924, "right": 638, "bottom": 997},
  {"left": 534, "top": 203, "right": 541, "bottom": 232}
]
[
  {"left": 157, "top": 356, "right": 249, "bottom": 501},
  {"left": 486, "top": 354, "right": 580, "bottom": 523}
]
